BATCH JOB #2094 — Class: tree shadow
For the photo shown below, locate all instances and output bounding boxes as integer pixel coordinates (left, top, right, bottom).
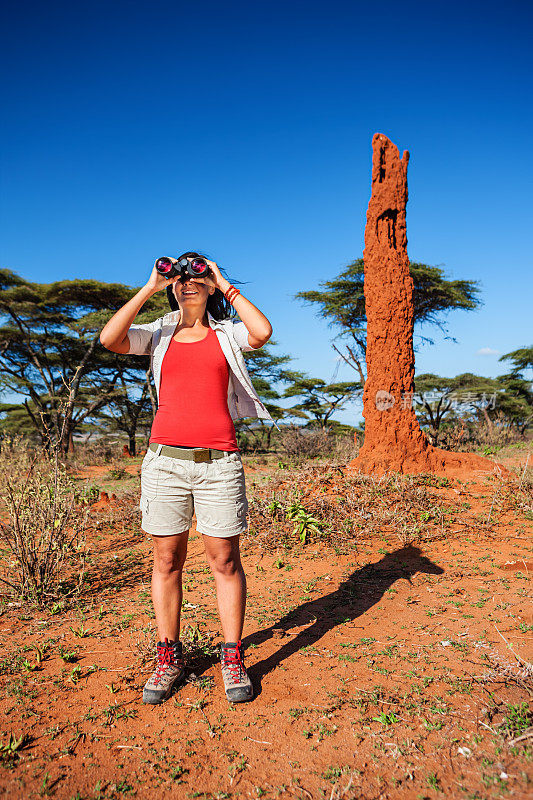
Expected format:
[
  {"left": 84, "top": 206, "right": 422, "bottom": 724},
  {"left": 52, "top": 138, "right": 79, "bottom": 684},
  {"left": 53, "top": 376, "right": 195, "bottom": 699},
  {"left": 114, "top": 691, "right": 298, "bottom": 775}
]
[
  {"left": 73, "top": 554, "right": 151, "bottom": 599},
  {"left": 242, "top": 544, "right": 444, "bottom": 694}
]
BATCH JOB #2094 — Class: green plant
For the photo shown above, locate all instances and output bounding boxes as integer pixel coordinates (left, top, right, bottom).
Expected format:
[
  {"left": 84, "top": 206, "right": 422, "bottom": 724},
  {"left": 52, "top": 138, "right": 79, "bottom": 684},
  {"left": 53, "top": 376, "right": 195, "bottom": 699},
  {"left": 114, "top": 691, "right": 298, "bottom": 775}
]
[
  {"left": 69, "top": 623, "right": 89, "bottom": 638},
  {"left": 426, "top": 772, "right": 441, "bottom": 791},
  {"left": 372, "top": 712, "right": 400, "bottom": 726},
  {"left": 267, "top": 499, "right": 283, "bottom": 516},
  {"left": 69, "top": 665, "right": 82, "bottom": 684},
  {"left": 77, "top": 483, "right": 100, "bottom": 506},
  {"left": 292, "top": 511, "right": 323, "bottom": 544},
  {"left": 499, "top": 702, "right": 533, "bottom": 738},
  {"left": 285, "top": 500, "right": 307, "bottom": 521},
  {"left": 107, "top": 467, "right": 128, "bottom": 480},
  {"left": 170, "top": 764, "right": 188, "bottom": 781},
  {"left": 58, "top": 646, "right": 78, "bottom": 663},
  {"left": 0, "top": 732, "right": 30, "bottom": 767}
]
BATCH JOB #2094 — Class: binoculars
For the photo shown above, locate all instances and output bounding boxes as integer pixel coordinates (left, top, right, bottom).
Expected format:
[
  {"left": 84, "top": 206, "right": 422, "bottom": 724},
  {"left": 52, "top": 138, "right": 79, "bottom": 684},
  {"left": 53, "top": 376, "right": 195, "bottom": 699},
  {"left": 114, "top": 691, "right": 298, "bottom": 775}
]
[{"left": 155, "top": 256, "right": 210, "bottom": 280}]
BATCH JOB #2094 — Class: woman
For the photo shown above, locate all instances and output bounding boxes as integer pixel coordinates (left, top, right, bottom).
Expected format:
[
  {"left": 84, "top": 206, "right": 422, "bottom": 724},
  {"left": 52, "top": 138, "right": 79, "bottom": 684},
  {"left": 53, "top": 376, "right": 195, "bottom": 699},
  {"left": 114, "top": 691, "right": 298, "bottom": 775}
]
[{"left": 99, "top": 253, "right": 274, "bottom": 704}]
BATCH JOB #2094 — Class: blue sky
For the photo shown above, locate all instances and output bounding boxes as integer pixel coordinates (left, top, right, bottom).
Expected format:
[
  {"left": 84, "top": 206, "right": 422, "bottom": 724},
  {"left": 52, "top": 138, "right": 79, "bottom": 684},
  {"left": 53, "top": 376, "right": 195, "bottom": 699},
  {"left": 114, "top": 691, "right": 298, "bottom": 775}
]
[{"left": 1, "top": 0, "right": 531, "bottom": 424}]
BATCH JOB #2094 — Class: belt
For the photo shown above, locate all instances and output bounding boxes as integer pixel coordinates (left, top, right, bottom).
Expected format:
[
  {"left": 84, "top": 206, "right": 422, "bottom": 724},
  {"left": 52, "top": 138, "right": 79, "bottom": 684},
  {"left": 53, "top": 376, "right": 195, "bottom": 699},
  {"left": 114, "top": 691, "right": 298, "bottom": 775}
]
[{"left": 149, "top": 443, "right": 227, "bottom": 462}]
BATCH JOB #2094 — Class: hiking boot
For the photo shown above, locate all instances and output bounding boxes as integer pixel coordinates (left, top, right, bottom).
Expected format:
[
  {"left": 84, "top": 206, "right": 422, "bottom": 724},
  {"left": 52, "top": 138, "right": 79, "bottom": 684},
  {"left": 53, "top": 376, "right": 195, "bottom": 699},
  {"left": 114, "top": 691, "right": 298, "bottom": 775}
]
[
  {"left": 143, "top": 638, "right": 185, "bottom": 704},
  {"left": 220, "top": 640, "right": 253, "bottom": 702}
]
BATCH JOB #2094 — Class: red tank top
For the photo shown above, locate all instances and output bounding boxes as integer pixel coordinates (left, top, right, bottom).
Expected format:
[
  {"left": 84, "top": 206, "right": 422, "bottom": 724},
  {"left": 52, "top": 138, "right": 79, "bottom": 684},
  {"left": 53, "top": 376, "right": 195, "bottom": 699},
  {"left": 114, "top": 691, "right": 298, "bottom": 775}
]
[{"left": 149, "top": 327, "right": 239, "bottom": 451}]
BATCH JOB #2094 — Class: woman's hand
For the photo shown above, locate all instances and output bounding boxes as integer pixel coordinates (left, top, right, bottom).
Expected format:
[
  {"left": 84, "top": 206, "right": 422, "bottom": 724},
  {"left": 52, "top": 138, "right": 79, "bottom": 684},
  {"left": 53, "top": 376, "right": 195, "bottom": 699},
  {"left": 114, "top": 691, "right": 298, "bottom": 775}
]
[
  {"left": 190, "top": 259, "right": 231, "bottom": 294},
  {"left": 100, "top": 264, "right": 173, "bottom": 354},
  {"left": 145, "top": 265, "right": 180, "bottom": 295}
]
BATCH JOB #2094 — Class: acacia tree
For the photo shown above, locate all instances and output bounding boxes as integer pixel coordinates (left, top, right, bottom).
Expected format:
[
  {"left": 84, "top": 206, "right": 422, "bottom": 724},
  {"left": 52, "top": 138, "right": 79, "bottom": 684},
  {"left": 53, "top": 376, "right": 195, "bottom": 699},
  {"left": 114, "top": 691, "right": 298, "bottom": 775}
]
[
  {"left": 94, "top": 359, "right": 154, "bottom": 455},
  {"left": 283, "top": 373, "right": 362, "bottom": 429},
  {"left": 0, "top": 270, "right": 163, "bottom": 453},
  {"left": 495, "top": 347, "right": 533, "bottom": 435},
  {"left": 413, "top": 360, "right": 532, "bottom": 444},
  {"left": 500, "top": 346, "right": 533, "bottom": 377},
  {"left": 296, "top": 259, "right": 481, "bottom": 383},
  {"left": 235, "top": 342, "right": 299, "bottom": 451},
  {"left": 413, "top": 373, "right": 500, "bottom": 445}
]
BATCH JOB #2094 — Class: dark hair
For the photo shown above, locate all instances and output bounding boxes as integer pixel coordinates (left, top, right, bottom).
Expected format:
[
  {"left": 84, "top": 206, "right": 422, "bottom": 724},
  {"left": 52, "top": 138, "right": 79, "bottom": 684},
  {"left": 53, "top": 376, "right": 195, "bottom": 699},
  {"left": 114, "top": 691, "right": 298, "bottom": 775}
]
[{"left": 165, "top": 251, "right": 234, "bottom": 321}]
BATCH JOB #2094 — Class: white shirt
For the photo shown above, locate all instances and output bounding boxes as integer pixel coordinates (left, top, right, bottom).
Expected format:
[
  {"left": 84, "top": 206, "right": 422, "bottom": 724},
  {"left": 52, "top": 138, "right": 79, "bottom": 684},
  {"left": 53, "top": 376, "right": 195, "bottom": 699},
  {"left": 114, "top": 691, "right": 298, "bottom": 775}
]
[{"left": 127, "top": 310, "right": 278, "bottom": 428}]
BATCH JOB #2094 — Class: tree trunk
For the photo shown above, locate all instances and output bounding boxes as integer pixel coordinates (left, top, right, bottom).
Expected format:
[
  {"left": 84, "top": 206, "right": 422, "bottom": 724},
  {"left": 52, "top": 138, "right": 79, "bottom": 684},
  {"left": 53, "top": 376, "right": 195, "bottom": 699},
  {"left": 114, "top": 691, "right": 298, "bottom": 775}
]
[{"left": 146, "top": 369, "right": 157, "bottom": 420}]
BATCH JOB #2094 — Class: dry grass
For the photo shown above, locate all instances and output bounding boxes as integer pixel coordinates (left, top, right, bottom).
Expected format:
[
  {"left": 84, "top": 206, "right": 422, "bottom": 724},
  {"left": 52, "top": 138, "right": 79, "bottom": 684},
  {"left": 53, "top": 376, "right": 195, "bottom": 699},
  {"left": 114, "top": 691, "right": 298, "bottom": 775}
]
[
  {"left": 246, "top": 459, "right": 533, "bottom": 554},
  {"left": 440, "top": 416, "right": 528, "bottom": 453},
  {"left": 276, "top": 427, "right": 358, "bottom": 463}
]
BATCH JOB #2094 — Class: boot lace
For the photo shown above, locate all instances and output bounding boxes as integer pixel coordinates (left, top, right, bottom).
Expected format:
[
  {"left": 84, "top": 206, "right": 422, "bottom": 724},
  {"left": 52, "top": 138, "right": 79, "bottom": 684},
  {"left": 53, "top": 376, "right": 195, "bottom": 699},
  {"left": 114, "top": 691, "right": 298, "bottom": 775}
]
[
  {"left": 153, "top": 638, "right": 178, "bottom": 686},
  {"left": 222, "top": 641, "right": 245, "bottom": 684}
]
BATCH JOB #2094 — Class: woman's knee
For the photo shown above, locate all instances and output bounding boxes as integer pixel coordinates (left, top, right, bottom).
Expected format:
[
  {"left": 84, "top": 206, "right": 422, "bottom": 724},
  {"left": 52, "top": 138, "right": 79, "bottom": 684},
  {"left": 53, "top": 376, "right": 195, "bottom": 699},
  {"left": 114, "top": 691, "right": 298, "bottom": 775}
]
[
  {"left": 208, "top": 550, "right": 242, "bottom": 577},
  {"left": 153, "top": 536, "right": 188, "bottom": 576},
  {"left": 153, "top": 556, "right": 185, "bottom": 578}
]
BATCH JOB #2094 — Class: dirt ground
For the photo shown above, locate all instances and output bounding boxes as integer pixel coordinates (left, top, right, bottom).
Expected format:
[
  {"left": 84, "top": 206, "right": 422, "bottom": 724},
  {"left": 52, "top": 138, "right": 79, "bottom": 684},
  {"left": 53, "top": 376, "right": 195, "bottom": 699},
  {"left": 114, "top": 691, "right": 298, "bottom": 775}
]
[{"left": 1, "top": 444, "right": 532, "bottom": 799}]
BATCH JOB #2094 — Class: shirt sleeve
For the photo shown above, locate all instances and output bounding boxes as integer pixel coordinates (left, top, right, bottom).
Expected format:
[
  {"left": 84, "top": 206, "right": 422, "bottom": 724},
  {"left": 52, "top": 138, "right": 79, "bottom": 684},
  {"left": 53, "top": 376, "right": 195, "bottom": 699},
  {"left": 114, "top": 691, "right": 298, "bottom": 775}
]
[
  {"left": 232, "top": 321, "right": 256, "bottom": 352},
  {"left": 126, "top": 322, "right": 157, "bottom": 356}
]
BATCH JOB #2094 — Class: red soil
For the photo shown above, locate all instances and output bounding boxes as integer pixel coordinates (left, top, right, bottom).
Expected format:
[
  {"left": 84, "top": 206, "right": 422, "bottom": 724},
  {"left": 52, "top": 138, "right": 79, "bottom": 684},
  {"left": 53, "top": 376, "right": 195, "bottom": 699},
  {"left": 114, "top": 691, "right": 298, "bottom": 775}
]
[{"left": 1, "top": 448, "right": 531, "bottom": 799}]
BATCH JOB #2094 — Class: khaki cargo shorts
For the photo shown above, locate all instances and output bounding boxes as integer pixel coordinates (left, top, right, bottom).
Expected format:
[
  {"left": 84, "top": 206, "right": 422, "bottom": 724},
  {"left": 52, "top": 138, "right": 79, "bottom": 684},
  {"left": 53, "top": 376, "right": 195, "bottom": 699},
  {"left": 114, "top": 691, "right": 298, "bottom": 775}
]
[{"left": 139, "top": 447, "right": 248, "bottom": 538}]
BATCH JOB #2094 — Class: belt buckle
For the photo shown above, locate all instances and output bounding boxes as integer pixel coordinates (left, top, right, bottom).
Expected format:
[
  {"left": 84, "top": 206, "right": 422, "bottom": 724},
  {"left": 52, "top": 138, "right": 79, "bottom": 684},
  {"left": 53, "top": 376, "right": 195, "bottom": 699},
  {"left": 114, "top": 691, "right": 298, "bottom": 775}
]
[{"left": 193, "top": 449, "right": 210, "bottom": 463}]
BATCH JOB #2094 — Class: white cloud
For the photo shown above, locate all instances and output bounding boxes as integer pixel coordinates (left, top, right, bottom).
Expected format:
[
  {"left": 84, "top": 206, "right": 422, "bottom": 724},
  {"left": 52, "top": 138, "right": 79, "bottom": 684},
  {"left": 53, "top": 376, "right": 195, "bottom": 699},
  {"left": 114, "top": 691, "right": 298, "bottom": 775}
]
[{"left": 476, "top": 347, "right": 500, "bottom": 356}]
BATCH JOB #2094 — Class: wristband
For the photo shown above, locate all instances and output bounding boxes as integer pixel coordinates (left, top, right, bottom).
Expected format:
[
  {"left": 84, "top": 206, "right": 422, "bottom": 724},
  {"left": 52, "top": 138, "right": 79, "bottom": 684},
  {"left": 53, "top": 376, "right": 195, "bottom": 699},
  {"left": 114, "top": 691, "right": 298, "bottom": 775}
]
[{"left": 224, "top": 285, "right": 241, "bottom": 304}]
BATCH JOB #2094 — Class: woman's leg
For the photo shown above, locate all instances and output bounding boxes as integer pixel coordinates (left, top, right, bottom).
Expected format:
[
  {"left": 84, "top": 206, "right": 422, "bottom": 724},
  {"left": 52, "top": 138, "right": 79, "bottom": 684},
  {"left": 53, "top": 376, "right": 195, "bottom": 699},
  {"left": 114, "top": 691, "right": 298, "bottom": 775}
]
[
  {"left": 151, "top": 531, "right": 189, "bottom": 642},
  {"left": 202, "top": 534, "right": 246, "bottom": 642}
]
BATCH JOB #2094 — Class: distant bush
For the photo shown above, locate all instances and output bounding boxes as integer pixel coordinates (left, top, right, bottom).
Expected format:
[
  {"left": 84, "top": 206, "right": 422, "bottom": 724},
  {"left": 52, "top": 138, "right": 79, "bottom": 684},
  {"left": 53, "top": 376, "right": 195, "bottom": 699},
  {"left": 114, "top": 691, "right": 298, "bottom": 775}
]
[
  {"left": 278, "top": 425, "right": 334, "bottom": 460},
  {"left": 277, "top": 425, "right": 358, "bottom": 463},
  {"left": 439, "top": 414, "right": 528, "bottom": 453},
  {"left": 67, "top": 438, "right": 122, "bottom": 468}
]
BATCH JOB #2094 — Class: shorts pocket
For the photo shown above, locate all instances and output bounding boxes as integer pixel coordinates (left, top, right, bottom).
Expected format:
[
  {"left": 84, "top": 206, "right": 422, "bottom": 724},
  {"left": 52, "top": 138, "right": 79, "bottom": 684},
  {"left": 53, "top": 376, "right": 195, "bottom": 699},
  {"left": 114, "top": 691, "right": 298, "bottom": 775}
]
[
  {"left": 220, "top": 452, "right": 243, "bottom": 475},
  {"left": 139, "top": 496, "right": 150, "bottom": 514},
  {"left": 142, "top": 448, "right": 158, "bottom": 468},
  {"left": 140, "top": 455, "right": 161, "bottom": 500},
  {"left": 236, "top": 498, "right": 248, "bottom": 518}
]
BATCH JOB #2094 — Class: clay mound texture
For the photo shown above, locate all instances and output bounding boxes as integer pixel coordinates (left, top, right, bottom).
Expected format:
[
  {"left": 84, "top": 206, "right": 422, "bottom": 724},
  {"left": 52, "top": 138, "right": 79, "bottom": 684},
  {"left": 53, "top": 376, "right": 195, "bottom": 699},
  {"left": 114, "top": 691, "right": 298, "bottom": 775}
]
[{"left": 349, "top": 134, "right": 502, "bottom": 479}]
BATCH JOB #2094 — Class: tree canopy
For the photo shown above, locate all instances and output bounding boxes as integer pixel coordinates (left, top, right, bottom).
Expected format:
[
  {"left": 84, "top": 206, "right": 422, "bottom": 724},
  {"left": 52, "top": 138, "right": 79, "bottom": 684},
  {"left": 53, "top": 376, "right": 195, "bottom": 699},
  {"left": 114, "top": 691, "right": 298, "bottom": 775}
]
[
  {"left": 0, "top": 270, "right": 163, "bottom": 451},
  {"left": 413, "top": 362, "right": 532, "bottom": 444},
  {"left": 296, "top": 259, "right": 481, "bottom": 382},
  {"left": 283, "top": 372, "right": 362, "bottom": 429}
]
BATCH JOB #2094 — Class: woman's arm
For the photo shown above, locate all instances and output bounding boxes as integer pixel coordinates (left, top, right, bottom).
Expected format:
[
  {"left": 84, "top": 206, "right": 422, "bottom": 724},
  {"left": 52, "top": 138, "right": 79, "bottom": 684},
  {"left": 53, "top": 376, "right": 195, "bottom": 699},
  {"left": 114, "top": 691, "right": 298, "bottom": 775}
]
[
  {"left": 100, "top": 267, "right": 177, "bottom": 353},
  {"left": 203, "top": 260, "right": 273, "bottom": 349}
]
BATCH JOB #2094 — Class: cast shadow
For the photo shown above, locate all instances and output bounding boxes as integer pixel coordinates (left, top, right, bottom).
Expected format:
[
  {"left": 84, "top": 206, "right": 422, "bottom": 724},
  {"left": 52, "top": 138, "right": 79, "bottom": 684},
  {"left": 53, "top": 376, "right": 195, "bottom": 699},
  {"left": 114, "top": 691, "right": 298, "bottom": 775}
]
[{"left": 243, "top": 544, "right": 444, "bottom": 695}]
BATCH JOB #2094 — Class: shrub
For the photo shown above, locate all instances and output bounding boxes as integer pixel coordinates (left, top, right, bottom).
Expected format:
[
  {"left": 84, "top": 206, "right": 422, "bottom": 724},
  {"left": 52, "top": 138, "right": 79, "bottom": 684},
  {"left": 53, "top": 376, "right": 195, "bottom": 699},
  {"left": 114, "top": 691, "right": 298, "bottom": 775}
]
[
  {"left": 439, "top": 415, "right": 526, "bottom": 452},
  {"left": 0, "top": 439, "right": 87, "bottom": 606},
  {"left": 278, "top": 426, "right": 335, "bottom": 461}
]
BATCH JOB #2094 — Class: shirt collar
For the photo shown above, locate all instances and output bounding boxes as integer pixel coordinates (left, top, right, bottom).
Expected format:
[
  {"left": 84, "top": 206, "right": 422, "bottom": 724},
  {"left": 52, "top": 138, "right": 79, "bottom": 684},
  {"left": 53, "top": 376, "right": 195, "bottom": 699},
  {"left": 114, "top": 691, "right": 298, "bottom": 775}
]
[
  {"left": 161, "top": 309, "right": 226, "bottom": 330},
  {"left": 207, "top": 311, "right": 225, "bottom": 330}
]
